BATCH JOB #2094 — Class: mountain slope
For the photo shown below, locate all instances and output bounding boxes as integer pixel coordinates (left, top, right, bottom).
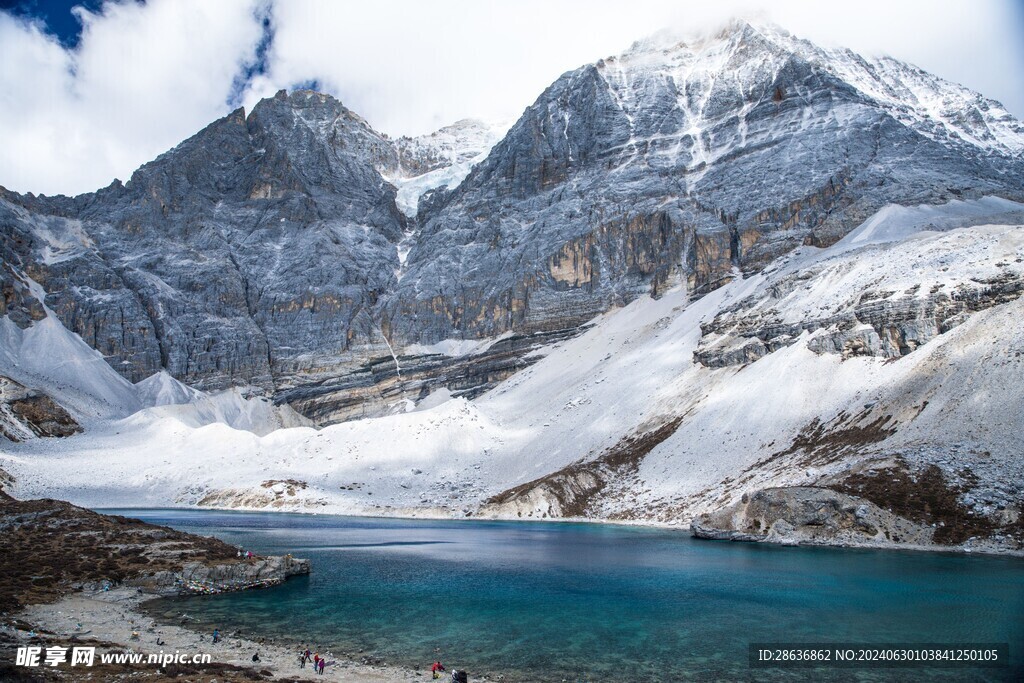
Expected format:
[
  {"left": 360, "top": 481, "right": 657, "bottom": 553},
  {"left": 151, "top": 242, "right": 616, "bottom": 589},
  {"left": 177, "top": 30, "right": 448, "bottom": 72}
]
[
  {"left": 388, "top": 119, "right": 508, "bottom": 218},
  {"left": 3, "top": 197, "right": 1023, "bottom": 553}
]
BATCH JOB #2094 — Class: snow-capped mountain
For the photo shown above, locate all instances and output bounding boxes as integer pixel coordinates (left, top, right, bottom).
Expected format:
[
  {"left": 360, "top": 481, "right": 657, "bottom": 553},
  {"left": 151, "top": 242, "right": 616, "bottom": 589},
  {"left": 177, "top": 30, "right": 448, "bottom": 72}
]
[
  {"left": 392, "top": 20, "right": 1023, "bottom": 349},
  {"left": 395, "top": 119, "right": 509, "bottom": 178},
  {"left": 615, "top": 21, "right": 1023, "bottom": 161},
  {"left": 387, "top": 118, "right": 508, "bottom": 218},
  {"left": 2, "top": 20, "right": 1024, "bottom": 552}
]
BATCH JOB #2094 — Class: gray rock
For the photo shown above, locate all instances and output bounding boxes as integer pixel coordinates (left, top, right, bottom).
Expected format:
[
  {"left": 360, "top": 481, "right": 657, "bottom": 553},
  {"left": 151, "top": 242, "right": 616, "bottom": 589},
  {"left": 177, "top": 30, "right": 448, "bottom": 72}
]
[
  {"left": 690, "top": 486, "right": 935, "bottom": 548},
  {"left": 127, "top": 554, "right": 311, "bottom": 596},
  {"left": 0, "top": 376, "right": 81, "bottom": 442},
  {"left": 696, "top": 271, "right": 1024, "bottom": 366}
]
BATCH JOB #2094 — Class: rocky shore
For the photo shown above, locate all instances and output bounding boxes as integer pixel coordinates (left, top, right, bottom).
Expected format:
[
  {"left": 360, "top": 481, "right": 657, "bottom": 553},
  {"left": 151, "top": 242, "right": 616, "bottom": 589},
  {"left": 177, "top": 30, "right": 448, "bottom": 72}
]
[
  {"left": 0, "top": 490, "right": 417, "bottom": 681},
  {"left": 690, "top": 485, "right": 1024, "bottom": 555},
  {"left": 3, "top": 588, "right": 418, "bottom": 682},
  {"left": 0, "top": 489, "right": 310, "bottom": 613}
]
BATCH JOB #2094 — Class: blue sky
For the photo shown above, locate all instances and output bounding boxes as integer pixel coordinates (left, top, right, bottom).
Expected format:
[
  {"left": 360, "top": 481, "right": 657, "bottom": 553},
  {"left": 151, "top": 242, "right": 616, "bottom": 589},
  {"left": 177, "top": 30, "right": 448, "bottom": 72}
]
[
  {"left": 1, "top": 0, "right": 1022, "bottom": 196},
  {"left": 2, "top": 0, "right": 107, "bottom": 47}
]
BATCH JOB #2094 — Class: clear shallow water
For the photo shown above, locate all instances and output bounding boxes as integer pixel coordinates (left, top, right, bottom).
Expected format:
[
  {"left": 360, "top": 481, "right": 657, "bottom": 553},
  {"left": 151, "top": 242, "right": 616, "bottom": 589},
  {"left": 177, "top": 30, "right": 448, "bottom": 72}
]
[{"left": 107, "top": 509, "right": 1024, "bottom": 682}]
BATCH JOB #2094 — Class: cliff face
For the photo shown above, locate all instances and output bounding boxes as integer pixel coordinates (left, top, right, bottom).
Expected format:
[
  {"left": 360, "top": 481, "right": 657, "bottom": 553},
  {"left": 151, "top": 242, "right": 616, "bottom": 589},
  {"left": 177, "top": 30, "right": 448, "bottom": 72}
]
[
  {"left": 389, "top": 22, "right": 1024, "bottom": 347},
  {"left": 2, "top": 22, "right": 1023, "bottom": 424},
  {"left": 1, "top": 90, "right": 405, "bottom": 394}
]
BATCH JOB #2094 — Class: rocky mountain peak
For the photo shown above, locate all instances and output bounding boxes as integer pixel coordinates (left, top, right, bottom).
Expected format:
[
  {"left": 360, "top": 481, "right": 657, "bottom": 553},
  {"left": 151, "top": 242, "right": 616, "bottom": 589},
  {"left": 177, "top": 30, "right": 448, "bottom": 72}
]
[
  {"left": 2, "top": 22, "right": 1023, "bottom": 427},
  {"left": 393, "top": 118, "right": 506, "bottom": 179},
  {"left": 620, "top": 17, "right": 792, "bottom": 57},
  {"left": 612, "top": 19, "right": 1024, "bottom": 160}
]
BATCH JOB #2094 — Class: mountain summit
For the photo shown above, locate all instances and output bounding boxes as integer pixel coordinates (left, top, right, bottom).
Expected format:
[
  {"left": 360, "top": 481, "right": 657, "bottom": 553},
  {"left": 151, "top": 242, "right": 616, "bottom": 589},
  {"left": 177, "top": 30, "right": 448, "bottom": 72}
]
[{"left": 392, "top": 19, "right": 1023, "bottom": 346}]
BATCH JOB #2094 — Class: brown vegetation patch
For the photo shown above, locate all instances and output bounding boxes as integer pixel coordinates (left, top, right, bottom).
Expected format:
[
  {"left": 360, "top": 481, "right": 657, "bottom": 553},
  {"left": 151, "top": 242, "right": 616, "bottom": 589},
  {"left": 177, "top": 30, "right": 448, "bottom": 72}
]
[
  {"left": 485, "top": 417, "right": 683, "bottom": 517},
  {"left": 747, "top": 410, "right": 897, "bottom": 473},
  {"left": 0, "top": 493, "right": 245, "bottom": 613},
  {"left": 260, "top": 479, "right": 308, "bottom": 497},
  {"left": 832, "top": 461, "right": 999, "bottom": 545},
  {"left": 8, "top": 395, "right": 81, "bottom": 439}
]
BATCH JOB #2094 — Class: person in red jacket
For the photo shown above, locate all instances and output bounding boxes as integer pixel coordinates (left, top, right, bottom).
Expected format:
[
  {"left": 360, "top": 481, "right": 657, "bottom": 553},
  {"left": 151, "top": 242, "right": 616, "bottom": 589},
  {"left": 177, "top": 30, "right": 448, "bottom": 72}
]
[{"left": 431, "top": 660, "right": 446, "bottom": 679}]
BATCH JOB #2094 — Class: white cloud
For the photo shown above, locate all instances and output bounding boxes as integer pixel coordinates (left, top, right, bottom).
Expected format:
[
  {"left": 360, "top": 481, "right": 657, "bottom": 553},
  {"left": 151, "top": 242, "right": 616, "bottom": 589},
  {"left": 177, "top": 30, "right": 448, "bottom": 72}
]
[{"left": 1, "top": 0, "right": 1021, "bottom": 196}]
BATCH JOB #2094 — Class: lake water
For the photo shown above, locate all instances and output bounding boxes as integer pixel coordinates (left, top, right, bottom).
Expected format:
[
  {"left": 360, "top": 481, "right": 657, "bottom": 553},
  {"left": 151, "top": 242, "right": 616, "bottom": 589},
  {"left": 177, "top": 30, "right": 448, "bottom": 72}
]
[{"left": 110, "top": 509, "right": 1024, "bottom": 682}]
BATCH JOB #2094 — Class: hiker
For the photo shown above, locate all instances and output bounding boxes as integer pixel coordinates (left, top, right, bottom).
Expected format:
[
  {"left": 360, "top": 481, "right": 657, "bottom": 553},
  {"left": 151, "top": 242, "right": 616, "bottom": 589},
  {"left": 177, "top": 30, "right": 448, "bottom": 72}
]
[
  {"left": 212, "top": 628, "right": 220, "bottom": 644},
  {"left": 252, "top": 651, "right": 260, "bottom": 663},
  {"left": 318, "top": 657, "right": 326, "bottom": 674},
  {"left": 432, "top": 660, "right": 446, "bottom": 679}
]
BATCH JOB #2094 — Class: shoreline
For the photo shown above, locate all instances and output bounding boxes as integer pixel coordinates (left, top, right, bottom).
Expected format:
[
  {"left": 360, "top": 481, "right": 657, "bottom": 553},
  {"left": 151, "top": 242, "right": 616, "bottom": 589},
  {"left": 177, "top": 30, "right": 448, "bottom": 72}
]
[
  {"left": 99, "top": 503, "right": 1024, "bottom": 559},
  {"left": 0, "top": 491, "right": 431, "bottom": 681},
  {"left": 14, "top": 587, "right": 421, "bottom": 682}
]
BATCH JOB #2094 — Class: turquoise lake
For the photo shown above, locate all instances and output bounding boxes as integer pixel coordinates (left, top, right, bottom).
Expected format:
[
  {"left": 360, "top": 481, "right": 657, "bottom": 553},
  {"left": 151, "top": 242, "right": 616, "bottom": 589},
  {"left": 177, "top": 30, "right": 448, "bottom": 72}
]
[{"left": 109, "top": 509, "right": 1024, "bottom": 682}]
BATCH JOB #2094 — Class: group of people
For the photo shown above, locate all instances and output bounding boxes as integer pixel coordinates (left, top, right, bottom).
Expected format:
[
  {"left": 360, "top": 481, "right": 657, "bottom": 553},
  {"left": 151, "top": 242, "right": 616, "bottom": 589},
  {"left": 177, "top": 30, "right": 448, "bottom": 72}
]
[
  {"left": 210, "top": 628, "right": 329, "bottom": 674},
  {"left": 211, "top": 630, "right": 463, "bottom": 679},
  {"left": 300, "top": 647, "right": 328, "bottom": 674},
  {"left": 432, "top": 660, "right": 468, "bottom": 682}
]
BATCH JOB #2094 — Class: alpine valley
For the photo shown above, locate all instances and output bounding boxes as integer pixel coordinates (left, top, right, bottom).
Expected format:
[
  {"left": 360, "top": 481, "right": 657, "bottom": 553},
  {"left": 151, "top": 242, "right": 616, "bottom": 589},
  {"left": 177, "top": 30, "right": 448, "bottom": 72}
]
[{"left": 3, "top": 20, "right": 1024, "bottom": 554}]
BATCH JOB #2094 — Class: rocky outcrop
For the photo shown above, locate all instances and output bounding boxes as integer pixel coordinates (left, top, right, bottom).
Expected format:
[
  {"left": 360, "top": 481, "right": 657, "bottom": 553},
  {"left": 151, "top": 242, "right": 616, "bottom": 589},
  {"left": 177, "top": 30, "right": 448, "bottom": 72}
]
[
  {"left": 0, "top": 493, "right": 308, "bottom": 611},
  {"left": 692, "top": 465, "right": 1024, "bottom": 552},
  {"left": 695, "top": 233, "right": 1024, "bottom": 367},
  {"left": 127, "top": 554, "right": 311, "bottom": 596},
  {"left": 690, "top": 486, "right": 936, "bottom": 547},
  {"left": 279, "top": 325, "right": 585, "bottom": 424},
  {"left": 0, "top": 263, "right": 45, "bottom": 329},
  {"left": 193, "top": 478, "right": 324, "bottom": 510},
  {"left": 0, "top": 376, "right": 80, "bottom": 442}
]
